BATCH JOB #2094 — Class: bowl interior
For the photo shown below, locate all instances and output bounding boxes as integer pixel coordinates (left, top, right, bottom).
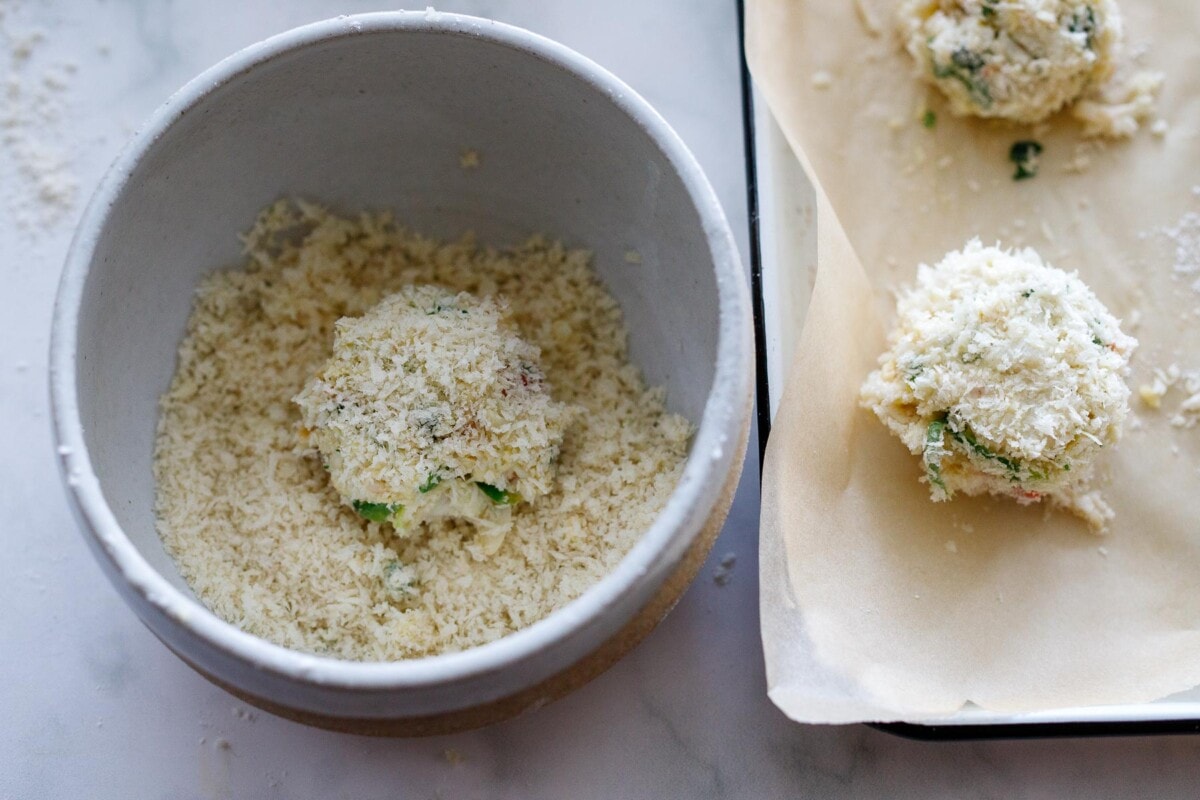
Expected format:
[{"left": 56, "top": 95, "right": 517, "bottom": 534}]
[{"left": 74, "top": 22, "right": 721, "bottom": 597}]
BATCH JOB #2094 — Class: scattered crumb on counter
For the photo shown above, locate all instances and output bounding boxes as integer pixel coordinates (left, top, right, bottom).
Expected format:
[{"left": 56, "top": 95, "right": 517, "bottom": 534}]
[
  {"left": 1138, "top": 364, "right": 1176, "bottom": 409},
  {"left": 1098, "top": 546, "right": 1109, "bottom": 557},
  {"left": 853, "top": 0, "right": 883, "bottom": 36},
  {"left": 458, "top": 149, "right": 480, "bottom": 169},
  {"left": 1151, "top": 119, "right": 1170, "bottom": 137},
  {"left": 0, "top": 11, "right": 78, "bottom": 229},
  {"left": 810, "top": 70, "right": 833, "bottom": 90},
  {"left": 944, "top": 540, "right": 957, "bottom": 554},
  {"left": 443, "top": 749, "right": 464, "bottom": 765},
  {"left": 1074, "top": 66, "right": 1164, "bottom": 139},
  {"left": 1158, "top": 210, "right": 1200, "bottom": 291},
  {"left": 1175, "top": 392, "right": 1200, "bottom": 429},
  {"left": 231, "top": 706, "right": 257, "bottom": 722},
  {"left": 713, "top": 552, "right": 737, "bottom": 586},
  {"left": 1136, "top": 363, "right": 1200, "bottom": 428},
  {"left": 623, "top": 249, "right": 642, "bottom": 265},
  {"left": 1062, "top": 149, "right": 1090, "bottom": 175}
]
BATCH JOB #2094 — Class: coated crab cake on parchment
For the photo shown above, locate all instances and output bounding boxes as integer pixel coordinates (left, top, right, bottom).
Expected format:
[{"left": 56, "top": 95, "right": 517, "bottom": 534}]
[
  {"left": 294, "top": 284, "right": 578, "bottom": 555},
  {"left": 860, "top": 239, "right": 1136, "bottom": 530},
  {"left": 898, "top": 0, "right": 1121, "bottom": 125}
]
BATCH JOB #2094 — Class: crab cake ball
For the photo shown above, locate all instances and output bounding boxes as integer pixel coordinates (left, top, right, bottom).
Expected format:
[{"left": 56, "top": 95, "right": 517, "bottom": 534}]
[
  {"left": 898, "top": 0, "right": 1120, "bottom": 124},
  {"left": 294, "top": 285, "right": 578, "bottom": 553},
  {"left": 860, "top": 239, "right": 1136, "bottom": 529}
]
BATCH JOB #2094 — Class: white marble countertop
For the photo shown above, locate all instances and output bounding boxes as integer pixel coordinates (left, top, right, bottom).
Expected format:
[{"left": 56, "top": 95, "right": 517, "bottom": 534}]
[{"left": 4, "top": 1, "right": 1200, "bottom": 797}]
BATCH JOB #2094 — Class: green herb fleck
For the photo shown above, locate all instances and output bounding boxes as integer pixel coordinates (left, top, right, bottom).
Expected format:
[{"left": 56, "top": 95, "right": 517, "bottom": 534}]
[
  {"left": 352, "top": 500, "right": 401, "bottom": 522},
  {"left": 950, "top": 47, "right": 985, "bottom": 72},
  {"left": 418, "top": 472, "right": 443, "bottom": 494},
  {"left": 933, "top": 56, "right": 992, "bottom": 108},
  {"left": 476, "top": 482, "right": 521, "bottom": 505},
  {"left": 922, "top": 109, "right": 937, "bottom": 129},
  {"left": 906, "top": 362, "right": 925, "bottom": 383},
  {"left": 1068, "top": 6, "right": 1097, "bottom": 49},
  {"left": 1092, "top": 335, "right": 1105, "bottom": 347},
  {"left": 1010, "top": 140, "right": 1043, "bottom": 181},
  {"left": 1021, "top": 288, "right": 1035, "bottom": 298},
  {"left": 923, "top": 415, "right": 949, "bottom": 493},
  {"left": 981, "top": 1, "right": 996, "bottom": 18}
]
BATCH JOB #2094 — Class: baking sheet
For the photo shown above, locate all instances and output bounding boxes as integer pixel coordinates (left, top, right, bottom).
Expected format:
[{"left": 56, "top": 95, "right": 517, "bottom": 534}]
[{"left": 750, "top": 0, "right": 1200, "bottom": 722}]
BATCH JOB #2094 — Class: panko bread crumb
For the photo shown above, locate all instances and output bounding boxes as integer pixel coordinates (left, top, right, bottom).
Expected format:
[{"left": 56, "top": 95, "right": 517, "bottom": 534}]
[
  {"left": 154, "top": 200, "right": 692, "bottom": 660},
  {"left": 294, "top": 285, "right": 577, "bottom": 556},
  {"left": 860, "top": 239, "right": 1136, "bottom": 530}
]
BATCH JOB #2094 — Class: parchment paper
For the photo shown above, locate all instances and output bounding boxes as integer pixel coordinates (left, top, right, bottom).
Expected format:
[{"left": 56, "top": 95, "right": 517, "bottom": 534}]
[{"left": 751, "top": 0, "right": 1200, "bottom": 722}]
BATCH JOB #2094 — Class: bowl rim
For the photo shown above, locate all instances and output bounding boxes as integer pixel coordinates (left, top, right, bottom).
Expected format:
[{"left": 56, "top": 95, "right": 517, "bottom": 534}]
[{"left": 50, "top": 9, "right": 751, "bottom": 692}]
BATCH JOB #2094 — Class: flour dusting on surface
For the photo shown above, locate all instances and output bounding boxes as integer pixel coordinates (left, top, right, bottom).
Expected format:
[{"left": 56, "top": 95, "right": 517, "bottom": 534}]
[
  {"left": 0, "top": 1, "right": 78, "bottom": 230},
  {"left": 1161, "top": 212, "right": 1200, "bottom": 292}
]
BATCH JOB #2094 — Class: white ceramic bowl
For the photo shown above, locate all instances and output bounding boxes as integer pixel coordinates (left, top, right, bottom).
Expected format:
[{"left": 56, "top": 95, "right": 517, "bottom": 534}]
[{"left": 50, "top": 11, "right": 752, "bottom": 734}]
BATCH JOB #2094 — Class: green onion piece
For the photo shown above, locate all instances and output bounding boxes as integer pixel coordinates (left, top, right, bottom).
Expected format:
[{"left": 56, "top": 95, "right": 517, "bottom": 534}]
[
  {"left": 418, "top": 472, "right": 442, "bottom": 494},
  {"left": 1009, "top": 140, "right": 1043, "bottom": 181},
  {"left": 922, "top": 109, "right": 937, "bottom": 129},
  {"left": 950, "top": 425, "right": 1021, "bottom": 474},
  {"left": 476, "top": 482, "right": 521, "bottom": 505},
  {"left": 352, "top": 500, "right": 400, "bottom": 522},
  {"left": 923, "top": 416, "right": 949, "bottom": 493}
]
